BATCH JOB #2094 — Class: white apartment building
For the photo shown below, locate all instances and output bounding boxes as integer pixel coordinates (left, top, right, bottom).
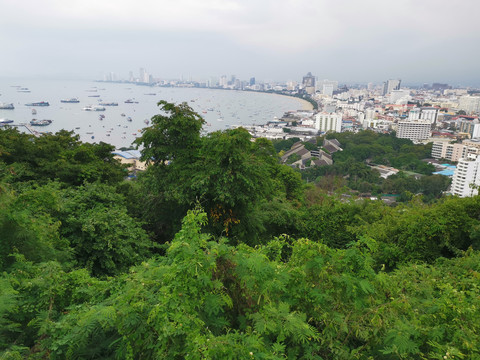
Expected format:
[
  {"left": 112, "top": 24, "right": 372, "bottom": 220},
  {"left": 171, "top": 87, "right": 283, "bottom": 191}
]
[
  {"left": 389, "top": 89, "right": 410, "bottom": 104},
  {"left": 451, "top": 154, "right": 480, "bottom": 197},
  {"left": 315, "top": 112, "right": 342, "bottom": 133},
  {"left": 408, "top": 108, "right": 421, "bottom": 121},
  {"left": 396, "top": 121, "right": 431, "bottom": 142},
  {"left": 420, "top": 108, "right": 438, "bottom": 124},
  {"left": 458, "top": 96, "right": 480, "bottom": 114}
]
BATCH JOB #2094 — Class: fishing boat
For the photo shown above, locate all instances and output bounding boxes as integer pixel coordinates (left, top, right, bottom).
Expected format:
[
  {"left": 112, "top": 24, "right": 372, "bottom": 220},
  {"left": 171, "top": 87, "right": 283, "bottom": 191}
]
[
  {"left": 127, "top": 117, "right": 132, "bottom": 122},
  {"left": 32, "top": 109, "right": 37, "bottom": 115},
  {"left": 99, "top": 102, "right": 118, "bottom": 106}
]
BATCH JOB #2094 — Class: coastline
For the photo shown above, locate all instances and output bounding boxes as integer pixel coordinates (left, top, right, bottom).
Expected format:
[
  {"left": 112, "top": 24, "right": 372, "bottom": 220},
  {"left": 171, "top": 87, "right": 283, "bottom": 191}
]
[{"left": 272, "top": 93, "right": 314, "bottom": 111}]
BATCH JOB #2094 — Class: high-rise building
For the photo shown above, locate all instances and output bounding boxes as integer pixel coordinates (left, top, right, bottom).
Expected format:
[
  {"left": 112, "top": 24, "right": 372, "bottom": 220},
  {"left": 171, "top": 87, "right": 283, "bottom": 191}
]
[
  {"left": 139, "top": 68, "right": 149, "bottom": 83},
  {"left": 431, "top": 142, "right": 470, "bottom": 161},
  {"left": 249, "top": 77, "right": 255, "bottom": 86},
  {"left": 459, "top": 120, "right": 480, "bottom": 138},
  {"left": 315, "top": 112, "right": 342, "bottom": 133},
  {"left": 408, "top": 108, "right": 421, "bottom": 121},
  {"left": 451, "top": 154, "right": 480, "bottom": 197},
  {"left": 302, "top": 72, "right": 316, "bottom": 94},
  {"left": 396, "top": 121, "right": 431, "bottom": 142},
  {"left": 420, "top": 107, "right": 438, "bottom": 125},
  {"left": 382, "top": 79, "right": 401, "bottom": 95},
  {"left": 458, "top": 96, "right": 480, "bottom": 114}
]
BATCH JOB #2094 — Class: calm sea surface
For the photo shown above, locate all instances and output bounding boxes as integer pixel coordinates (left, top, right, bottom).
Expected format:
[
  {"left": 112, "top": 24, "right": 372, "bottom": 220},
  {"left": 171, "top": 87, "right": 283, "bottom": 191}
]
[{"left": 0, "top": 78, "right": 310, "bottom": 148}]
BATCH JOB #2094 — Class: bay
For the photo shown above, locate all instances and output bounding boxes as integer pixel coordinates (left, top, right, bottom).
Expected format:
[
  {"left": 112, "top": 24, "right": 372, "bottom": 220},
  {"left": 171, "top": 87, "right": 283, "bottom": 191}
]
[{"left": 0, "top": 78, "right": 311, "bottom": 148}]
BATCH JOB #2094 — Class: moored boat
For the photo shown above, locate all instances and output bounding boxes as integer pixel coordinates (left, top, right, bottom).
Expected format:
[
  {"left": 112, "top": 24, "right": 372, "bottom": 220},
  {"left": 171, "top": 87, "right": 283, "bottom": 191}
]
[
  {"left": 83, "top": 106, "right": 106, "bottom": 111},
  {"left": 25, "top": 101, "right": 49, "bottom": 107},
  {"left": 61, "top": 98, "right": 80, "bottom": 103},
  {"left": 0, "top": 103, "right": 14, "bottom": 110},
  {"left": 0, "top": 118, "right": 14, "bottom": 124},
  {"left": 99, "top": 102, "right": 118, "bottom": 106},
  {"left": 30, "top": 119, "right": 52, "bottom": 126}
]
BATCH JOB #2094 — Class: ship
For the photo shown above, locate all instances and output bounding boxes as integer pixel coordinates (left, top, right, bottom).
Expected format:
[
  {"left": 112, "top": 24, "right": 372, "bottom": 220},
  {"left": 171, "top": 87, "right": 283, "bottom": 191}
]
[
  {"left": 17, "top": 88, "right": 31, "bottom": 93},
  {"left": 25, "top": 101, "right": 49, "bottom": 106},
  {"left": 32, "top": 109, "right": 37, "bottom": 115},
  {"left": 99, "top": 102, "right": 118, "bottom": 106},
  {"left": 0, "top": 118, "right": 14, "bottom": 124},
  {"left": 0, "top": 103, "right": 15, "bottom": 110},
  {"left": 61, "top": 98, "right": 80, "bottom": 103},
  {"left": 124, "top": 99, "right": 139, "bottom": 104},
  {"left": 83, "top": 106, "right": 106, "bottom": 111},
  {"left": 30, "top": 119, "right": 52, "bottom": 126}
]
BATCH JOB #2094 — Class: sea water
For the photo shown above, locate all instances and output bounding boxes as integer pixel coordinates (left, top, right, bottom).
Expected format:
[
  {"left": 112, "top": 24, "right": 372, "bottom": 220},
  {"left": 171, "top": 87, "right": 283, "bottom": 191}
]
[{"left": 0, "top": 78, "right": 311, "bottom": 149}]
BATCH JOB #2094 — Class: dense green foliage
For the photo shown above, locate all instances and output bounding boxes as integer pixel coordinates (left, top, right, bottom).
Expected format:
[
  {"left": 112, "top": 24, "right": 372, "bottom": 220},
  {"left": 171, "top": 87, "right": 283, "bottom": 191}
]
[
  {"left": 298, "top": 131, "right": 449, "bottom": 200},
  {"left": 1, "top": 102, "right": 479, "bottom": 359}
]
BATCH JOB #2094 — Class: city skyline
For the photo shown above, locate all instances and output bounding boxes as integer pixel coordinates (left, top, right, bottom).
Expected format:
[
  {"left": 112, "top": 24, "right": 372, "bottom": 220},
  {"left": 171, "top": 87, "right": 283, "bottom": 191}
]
[{"left": 1, "top": 0, "right": 480, "bottom": 86}]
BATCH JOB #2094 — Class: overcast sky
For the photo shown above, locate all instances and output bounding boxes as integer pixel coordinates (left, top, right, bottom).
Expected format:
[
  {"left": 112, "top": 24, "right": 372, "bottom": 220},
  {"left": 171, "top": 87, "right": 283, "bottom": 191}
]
[{"left": 1, "top": 0, "right": 479, "bottom": 86}]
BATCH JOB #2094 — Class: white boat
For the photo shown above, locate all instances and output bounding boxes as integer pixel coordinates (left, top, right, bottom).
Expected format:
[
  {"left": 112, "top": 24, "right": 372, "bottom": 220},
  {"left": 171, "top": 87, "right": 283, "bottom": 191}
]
[
  {"left": 0, "top": 103, "right": 14, "bottom": 110},
  {"left": 83, "top": 106, "right": 106, "bottom": 111}
]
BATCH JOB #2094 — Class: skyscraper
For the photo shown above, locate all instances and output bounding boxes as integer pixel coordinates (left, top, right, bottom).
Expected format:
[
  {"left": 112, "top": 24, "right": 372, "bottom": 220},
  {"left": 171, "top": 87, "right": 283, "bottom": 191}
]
[
  {"left": 382, "top": 79, "right": 401, "bottom": 95},
  {"left": 302, "top": 72, "right": 316, "bottom": 88}
]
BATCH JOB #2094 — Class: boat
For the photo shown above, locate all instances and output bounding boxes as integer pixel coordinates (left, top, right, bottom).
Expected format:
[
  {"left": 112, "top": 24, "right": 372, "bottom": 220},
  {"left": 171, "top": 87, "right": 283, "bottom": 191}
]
[
  {"left": 99, "top": 114, "right": 105, "bottom": 120},
  {"left": 144, "top": 93, "right": 156, "bottom": 96},
  {"left": 30, "top": 119, "right": 52, "bottom": 126},
  {"left": 124, "top": 99, "right": 138, "bottom": 104},
  {"left": 121, "top": 113, "right": 126, "bottom": 117},
  {"left": 88, "top": 95, "right": 100, "bottom": 97},
  {"left": 0, "top": 103, "right": 14, "bottom": 110},
  {"left": 17, "top": 88, "right": 31, "bottom": 93},
  {"left": 25, "top": 101, "right": 49, "bottom": 107},
  {"left": 127, "top": 117, "right": 132, "bottom": 122},
  {"left": 61, "top": 98, "right": 80, "bottom": 103},
  {"left": 144, "top": 119, "right": 149, "bottom": 125},
  {"left": 32, "top": 109, "right": 37, "bottom": 115},
  {"left": 83, "top": 106, "right": 105, "bottom": 111},
  {"left": 99, "top": 102, "right": 118, "bottom": 106},
  {"left": 86, "top": 131, "right": 94, "bottom": 134},
  {"left": 0, "top": 118, "right": 14, "bottom": 124}
]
